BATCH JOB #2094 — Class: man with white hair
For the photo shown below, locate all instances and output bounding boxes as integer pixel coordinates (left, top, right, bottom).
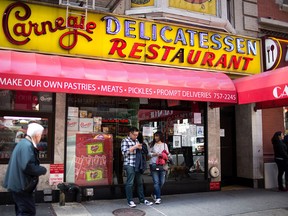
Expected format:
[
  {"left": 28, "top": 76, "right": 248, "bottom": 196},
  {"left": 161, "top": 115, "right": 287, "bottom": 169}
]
[{"left": 3, "top": 122, "right": 47, "bottom": 216}]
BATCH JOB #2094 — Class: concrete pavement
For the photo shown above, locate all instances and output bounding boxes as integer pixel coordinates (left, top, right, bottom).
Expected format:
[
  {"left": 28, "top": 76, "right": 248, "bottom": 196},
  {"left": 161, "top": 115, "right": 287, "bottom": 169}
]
[{"left": 1, "top": 187, "right": 288, "bottom": 216}]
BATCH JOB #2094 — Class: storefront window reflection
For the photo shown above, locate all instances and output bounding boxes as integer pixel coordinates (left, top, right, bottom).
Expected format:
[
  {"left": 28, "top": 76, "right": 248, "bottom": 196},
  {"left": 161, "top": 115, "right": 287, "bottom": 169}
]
[
  {"left": 0, "top": 90, "right": 53, "bottom": 112},
  {"left": 0, "top": 116, "right": 49, "bottom": 160},
  {"left": 0, "top": 90, "right": 54, "bottom": 163},
  {"left": 66, "top": 95, "right": 206, "bottom": 186}
]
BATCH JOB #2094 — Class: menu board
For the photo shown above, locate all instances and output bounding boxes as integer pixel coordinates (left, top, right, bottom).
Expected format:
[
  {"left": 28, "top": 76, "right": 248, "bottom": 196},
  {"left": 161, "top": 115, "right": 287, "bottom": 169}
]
[{"left": 75, "top": 133, "right": 113, "bottom": 186}]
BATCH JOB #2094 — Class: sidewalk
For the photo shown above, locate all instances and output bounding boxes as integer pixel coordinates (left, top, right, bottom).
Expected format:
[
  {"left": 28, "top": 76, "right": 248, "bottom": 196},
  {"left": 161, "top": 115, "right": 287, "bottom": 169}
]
[{"left": 2, "top": 187, "right": 288, "bottom": 216}]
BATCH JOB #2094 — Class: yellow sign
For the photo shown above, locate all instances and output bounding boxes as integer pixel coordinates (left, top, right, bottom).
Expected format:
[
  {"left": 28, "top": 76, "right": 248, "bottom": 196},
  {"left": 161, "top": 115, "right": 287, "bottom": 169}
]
[
  {"left": 169, "top": 0, "right": 217, "bottom": 16},
  {"left": 132, "top": 0, "right": 155, "bottom": 7},
  {"left": 0, "top": 0, "right": 262, "bottom": 74},
  {"left": 87, "top": 143, "right": 104, "bottom": 155},
  {"left": 86, "top": 169, "right": 103, "bottom": 181}
]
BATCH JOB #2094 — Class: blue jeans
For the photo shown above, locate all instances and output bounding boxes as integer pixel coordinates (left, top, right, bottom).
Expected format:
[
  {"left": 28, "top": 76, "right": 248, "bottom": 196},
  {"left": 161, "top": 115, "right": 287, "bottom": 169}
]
[
  {"left": 124, "top": 165, "right": 145, "bottom": 203},
  {"left": 150, "top": 164, "right": 166, "bottom": 199}
]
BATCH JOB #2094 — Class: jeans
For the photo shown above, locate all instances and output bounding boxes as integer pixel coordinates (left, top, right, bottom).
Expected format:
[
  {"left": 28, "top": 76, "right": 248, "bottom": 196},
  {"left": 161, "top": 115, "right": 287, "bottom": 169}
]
[
  {"left": 150, "top": 164, "right": 166, "bottom": 199},
  {"left": 124, "top": 165, "right": 145, "bottom": 203},
  {"left": 12, "top": 191, "right": 35, "bottom": 216}
]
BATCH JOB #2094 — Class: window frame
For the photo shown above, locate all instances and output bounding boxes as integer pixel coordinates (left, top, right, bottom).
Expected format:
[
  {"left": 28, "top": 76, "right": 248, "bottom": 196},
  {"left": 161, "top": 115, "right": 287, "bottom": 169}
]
[{"left": 0, "top": 110, "right": 55, "bottom": 164}]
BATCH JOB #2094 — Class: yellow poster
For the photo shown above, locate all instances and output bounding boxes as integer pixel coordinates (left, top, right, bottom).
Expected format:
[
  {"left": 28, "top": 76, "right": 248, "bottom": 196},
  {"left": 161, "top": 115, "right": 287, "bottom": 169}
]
[
  {"left": 132, "top": 0, "right": 154, "bottom": 7},
  {"left": 87, "top": 143, "right": 104, "bottom": 155},
  {"left": 86, "top": 169, "right": 103, "bottom": 181},
  {"left": 169, "top": 0, "right": 217, "bottom": 16}
]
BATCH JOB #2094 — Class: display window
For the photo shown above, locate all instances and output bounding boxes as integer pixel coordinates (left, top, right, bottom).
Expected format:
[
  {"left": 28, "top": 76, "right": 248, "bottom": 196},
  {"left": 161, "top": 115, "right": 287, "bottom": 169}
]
[
  {"left": 66, "top": 95, "right": 206, "bottom": 186},
  {"left": 0, "top": 90, "right": 55, "bottom": 164}
]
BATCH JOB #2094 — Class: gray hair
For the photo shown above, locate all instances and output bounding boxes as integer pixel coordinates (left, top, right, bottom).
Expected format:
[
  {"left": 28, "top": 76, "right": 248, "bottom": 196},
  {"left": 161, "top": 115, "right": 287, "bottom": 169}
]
[{"left": 26, "top": 123, "right": 44, "bottom": 137}]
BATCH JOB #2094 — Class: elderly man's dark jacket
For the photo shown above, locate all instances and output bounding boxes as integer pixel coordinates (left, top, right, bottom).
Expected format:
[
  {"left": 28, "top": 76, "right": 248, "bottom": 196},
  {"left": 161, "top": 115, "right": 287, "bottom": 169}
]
[{"left": 3, "top": 138, "right": 47, "bottom": 193}]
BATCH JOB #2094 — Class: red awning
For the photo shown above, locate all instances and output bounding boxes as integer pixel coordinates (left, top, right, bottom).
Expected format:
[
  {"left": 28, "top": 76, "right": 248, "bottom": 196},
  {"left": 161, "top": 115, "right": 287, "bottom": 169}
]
[
  {"left": 0, "top": 50, "right": 237, "bottom": 103},
  {"left": 234, "top": 66, "right": 288, "bottom": 109}
]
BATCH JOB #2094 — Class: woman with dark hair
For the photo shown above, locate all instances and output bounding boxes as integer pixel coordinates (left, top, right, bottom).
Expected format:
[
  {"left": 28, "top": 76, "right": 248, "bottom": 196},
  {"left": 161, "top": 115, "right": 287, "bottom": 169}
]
[
  {"left": 148, "top": 131, "right": 170, "bottom": 204},
  {"left": 271, "top": 131, "right": 288, "bottom": 191}
]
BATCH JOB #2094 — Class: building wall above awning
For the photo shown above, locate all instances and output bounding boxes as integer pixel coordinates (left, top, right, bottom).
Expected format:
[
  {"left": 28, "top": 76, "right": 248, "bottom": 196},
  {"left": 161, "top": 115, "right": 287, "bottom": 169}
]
[
  {"left": 0, "top": 50, "right": 237, "bottom": 103},
  {"left": 234, "top": 66, "right": 288, "bottom": 109}
]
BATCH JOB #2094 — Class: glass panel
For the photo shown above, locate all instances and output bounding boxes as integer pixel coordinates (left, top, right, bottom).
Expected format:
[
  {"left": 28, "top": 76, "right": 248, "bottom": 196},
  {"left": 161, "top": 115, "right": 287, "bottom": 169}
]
[
  {"left": 66, "top": 96, "right": 135, "bottom": 185},
  {"left": 227, "top": 0, "right": 235, "bottom": 27},
  {"left": 0, "top": 116, "right": 49, "bottom": 159},
  {"left": 0, "top": 90, "right": 54, "bottom": 112},
  {"left": 138, "top": 105, "right": 206, "bottom": 183},
  {"left": 66, "top": 95, "right": 206, "bottom": 186}
]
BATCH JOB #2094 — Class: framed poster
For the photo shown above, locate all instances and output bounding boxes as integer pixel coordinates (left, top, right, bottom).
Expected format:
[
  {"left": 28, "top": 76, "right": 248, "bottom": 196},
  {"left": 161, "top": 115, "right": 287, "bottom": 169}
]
[
  {"left": 196, "top": 126, "right": 204, "bottom": 137},
  {"left": 173, "top": 135, "right": 182, "bottom": 148},
  {"left": 182, "top": 135, "right": 190, "bottom": 147}
]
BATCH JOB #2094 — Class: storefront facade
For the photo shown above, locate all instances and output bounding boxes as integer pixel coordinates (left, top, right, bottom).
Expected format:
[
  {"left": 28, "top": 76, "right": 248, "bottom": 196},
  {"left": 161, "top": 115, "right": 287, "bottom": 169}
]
[{"left": 0, "top": 0, "right": 262, "bottom": 203}]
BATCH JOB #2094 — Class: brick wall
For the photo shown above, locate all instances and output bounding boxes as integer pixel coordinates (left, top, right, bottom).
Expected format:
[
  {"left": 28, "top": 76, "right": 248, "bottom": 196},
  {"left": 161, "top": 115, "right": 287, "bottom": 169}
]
[
  {"left": 262, "top": 107, "right": 285, "bottom": 162},
  {"left": 258, "top": 0, "right": 288, "bottom": 22}
]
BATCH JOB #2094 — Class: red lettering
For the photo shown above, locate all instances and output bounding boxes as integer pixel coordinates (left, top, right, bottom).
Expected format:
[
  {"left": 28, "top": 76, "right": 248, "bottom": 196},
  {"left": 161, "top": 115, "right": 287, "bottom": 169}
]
[
  {"left": 14, "top": 22, "right": 31, "bottom": 37},
  {"left": 187, "top": 50, "right": 201, "bottom": 64},
  {"left": 228, "top": 55, "right": 242, "bottom": 69},
  {"left": 3, "top": 2, "right": 96, "bottom": 50},
  {"left": 129, "top": 43, "right": 145, "bottom": 59},
  {"left": 67, "top": 16, "right": 85, "bottom": 29},
  {"left": 201, "top": 52, "right": 215, "bottom": 66},
  {"left": 59, "top": 30, "right": 92, "bottom": 50},
  {"left": 214, "top": 54, "right": 227, "bottom": 68},
  {"left": 86, "top": 22, "right": 96, "bottom": 34},
  {"left": 146, "top": 44, "right": 160, "bottom": 59},
  {"left": 55, "top": 17, "right": 65, "bottom": 29},
  {"left": 242, "top": 57, "right": 253, "bottom": 70},
  {"left": 109, "top": 38, "right": 127, "bottom": 57},
  {"left": 162, "top": 46, "right": 175, "bottom": 61},
  {"left": 3, "top": 2, "right": 31, "bottom": 45}
]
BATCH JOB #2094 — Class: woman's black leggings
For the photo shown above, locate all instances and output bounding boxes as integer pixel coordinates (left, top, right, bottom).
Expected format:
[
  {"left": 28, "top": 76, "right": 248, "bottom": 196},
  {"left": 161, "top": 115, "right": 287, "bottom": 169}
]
[{"left": 275, "top": 159, "right": 288, "bottom": 190}]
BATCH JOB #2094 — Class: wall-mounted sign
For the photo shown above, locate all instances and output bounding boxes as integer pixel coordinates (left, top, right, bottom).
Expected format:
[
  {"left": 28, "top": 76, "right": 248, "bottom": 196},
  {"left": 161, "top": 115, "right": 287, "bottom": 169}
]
[
  {"left": 263, "top": 36, "right": 288, "bottom": 71},
  {"left": 49, "top": 164, "right": 64, "bottom": 186},
  {"left": 169, "top": 0, "right": 217, "bottom": 16},
  {"left": 0, "top": 1, "right": 261, "bottom": 75}
]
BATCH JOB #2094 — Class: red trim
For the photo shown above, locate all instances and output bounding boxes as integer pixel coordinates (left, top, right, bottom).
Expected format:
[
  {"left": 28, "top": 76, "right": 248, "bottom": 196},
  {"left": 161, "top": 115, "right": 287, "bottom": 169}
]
[
  {"left": 234, "top": 66, "right": 288, "bottom": 108},
  {"left": 0, "top": 50, "right": 237, "bottom": 103}
]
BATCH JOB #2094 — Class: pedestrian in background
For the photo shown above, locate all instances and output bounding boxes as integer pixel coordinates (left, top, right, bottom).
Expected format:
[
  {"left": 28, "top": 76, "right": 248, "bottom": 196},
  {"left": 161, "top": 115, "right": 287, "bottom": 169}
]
[
  {"left": 121, "top": 127, "right": 153, "bottom": 208},
  {"left": 271, "top": 131, "right": 288, "bottom": 191},
  {"left": 3, "top": 122, "right": 47, "bottom": 216},
  {"left": 135, "top": 132, "right": 149, "bottom": 174},
  {"left": 149, "top": 131, "right": 170, "bottom": 204}
]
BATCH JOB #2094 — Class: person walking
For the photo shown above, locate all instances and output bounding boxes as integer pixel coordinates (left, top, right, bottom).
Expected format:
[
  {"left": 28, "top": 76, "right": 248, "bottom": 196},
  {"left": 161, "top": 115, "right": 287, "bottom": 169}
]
[
  {"left": 149, "top": 131, "right": 170, "bottom": 204},
  {"left": 3, "top": 122, "right": 47, "bottom": 216},
  {"left": 271, "top": 131, "right": 288, "bottom": 191},
  {"left": 121, "top": 127, "right": 153, "bottom": 208}
]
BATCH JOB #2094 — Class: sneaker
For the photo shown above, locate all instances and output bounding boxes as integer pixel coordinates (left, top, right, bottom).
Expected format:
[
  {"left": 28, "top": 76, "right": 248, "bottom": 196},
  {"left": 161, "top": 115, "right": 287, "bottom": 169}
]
[
  {"left": 151, "top": 194, "right": 156, "bottom": 202},
  {"left": 142, "top": 200, "right": 153, "bottom": 206},
  {"left": 155, "top": 198, "right": 161, "bottom": 204},
  {"left": 128, "top": 201, "right": 136, "bottom": 208}
]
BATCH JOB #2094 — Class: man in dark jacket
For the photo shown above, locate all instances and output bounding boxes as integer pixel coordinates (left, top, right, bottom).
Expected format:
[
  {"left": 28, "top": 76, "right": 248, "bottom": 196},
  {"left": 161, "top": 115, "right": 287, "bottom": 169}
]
[{"left": 3, "top": 123, "right": 47, "bottom": 216}]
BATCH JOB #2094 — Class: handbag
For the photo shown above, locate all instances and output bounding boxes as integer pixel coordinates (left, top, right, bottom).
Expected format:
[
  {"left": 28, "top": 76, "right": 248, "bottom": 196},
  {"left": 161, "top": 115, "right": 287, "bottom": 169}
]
[
  {"left": 167, "top": 155, "right": 174, "bottom": 165},
  {"left": 150, "top": 163, "right": 165, "bottom": 171}
]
